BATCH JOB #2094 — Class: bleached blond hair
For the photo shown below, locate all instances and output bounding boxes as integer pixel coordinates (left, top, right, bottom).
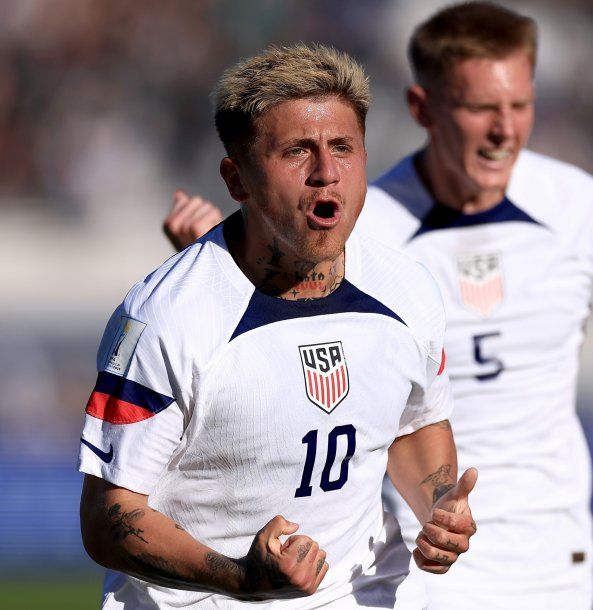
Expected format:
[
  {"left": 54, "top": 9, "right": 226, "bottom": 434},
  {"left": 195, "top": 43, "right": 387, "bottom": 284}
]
[{"left": 212, "top": 43, "right": 370, "bottom": 156}]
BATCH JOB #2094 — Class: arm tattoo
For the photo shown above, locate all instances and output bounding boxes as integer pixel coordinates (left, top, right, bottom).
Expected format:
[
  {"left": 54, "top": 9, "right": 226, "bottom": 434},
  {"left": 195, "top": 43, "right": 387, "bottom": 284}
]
[
  {"left": 107, "top": 503, "right": 148, "bottom": 544},
  {"left": 420, "top": 464, "right": 455, "bottom": 504},
  {"left": 433, "top": 484, "right": 455, "bottom": 503},
  {"left": 205, "top": 552, "right": 244, "bottom": 579}
]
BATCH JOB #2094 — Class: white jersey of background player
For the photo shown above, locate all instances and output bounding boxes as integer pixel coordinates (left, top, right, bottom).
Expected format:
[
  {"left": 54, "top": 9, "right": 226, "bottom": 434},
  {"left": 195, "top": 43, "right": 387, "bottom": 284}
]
[
  {"left": 78, "top": 44, "right": 477, "bottom": 609},
  {"left": 357, "top": 4, "right": 593, "bottom": 610}
]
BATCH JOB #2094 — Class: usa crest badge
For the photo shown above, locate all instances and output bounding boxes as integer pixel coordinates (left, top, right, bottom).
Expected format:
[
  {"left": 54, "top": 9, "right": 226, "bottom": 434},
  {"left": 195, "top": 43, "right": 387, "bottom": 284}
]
[
  {"left": 457, "top": 252, "right": 504, "bottom": 317},
  {"left": 299, "top": 341, "right": 349, "bottom": 414}
]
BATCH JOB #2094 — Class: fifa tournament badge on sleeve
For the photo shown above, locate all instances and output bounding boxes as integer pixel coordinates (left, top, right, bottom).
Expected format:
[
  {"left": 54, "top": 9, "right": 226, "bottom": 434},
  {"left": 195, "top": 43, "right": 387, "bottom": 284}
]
[{"left": 103, "top": 317, "right": 147, "bottom": 376}]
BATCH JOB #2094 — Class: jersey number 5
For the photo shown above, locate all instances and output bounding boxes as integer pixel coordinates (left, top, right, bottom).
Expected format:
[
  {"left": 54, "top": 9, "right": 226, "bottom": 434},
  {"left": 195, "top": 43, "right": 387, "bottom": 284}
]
[
  {"left": 473, "top": 332, "right": 504, "bottom": 381},
  {"left": 295, "top": 424, "right": 356, "bottom": 497}
]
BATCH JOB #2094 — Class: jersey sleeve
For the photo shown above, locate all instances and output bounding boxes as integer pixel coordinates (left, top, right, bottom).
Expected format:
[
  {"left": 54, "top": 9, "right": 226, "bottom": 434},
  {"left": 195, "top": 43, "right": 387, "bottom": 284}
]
[
  {"left": 396, "top": 264, "right": 454, "bottom": 437},
  {"left": 78, "top": 302, "right": 185, "bottom": 495}
]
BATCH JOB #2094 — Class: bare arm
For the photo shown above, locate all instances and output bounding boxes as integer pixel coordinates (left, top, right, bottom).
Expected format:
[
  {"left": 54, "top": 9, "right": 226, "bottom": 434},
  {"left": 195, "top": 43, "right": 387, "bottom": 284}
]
[
  {"left": 80, "top": 475, "right": 328, "bottom": 600},
  {"left": 387, "top": 420, "right": 477, "bottom": 574}
]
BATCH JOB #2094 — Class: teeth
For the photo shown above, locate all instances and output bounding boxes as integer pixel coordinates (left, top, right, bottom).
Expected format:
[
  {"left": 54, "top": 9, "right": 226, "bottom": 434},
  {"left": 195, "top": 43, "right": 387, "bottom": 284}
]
[{"left": 479, "top": 149, "right": 511, "bottom": 161}]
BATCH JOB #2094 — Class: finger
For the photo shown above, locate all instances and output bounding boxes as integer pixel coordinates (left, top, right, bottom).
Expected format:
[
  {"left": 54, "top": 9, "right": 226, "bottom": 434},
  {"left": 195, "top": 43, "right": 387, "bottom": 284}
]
[
  {"left": 265, "top": 515, "right": 299, "bottom": 539},
  {"left": 413, "top": 548, "right": 450, "bottom": 575},
  {"left": 188, "top": 204, "right": 220, "bottom": 234},
  {"left": 172, "top": 190, "right": 189, "bottom": 208},
  {"left": 175, "top": 198, "right": 208, "bottom": 225},
  {"left": 422, "top": 521, "right": 469, "bottom": 554},
  {"left": 313, "top": 559, "right": 329, "bottom": 589},
  {"left": 415, "top": 532, "right": 457, "bottom": 566},
  {"left": 449, "top": 467, "right": 478, "bottom": 502},
  {"left": 191, "top": 205, "right": 222, "bottom": 227},
  {"left": 432, "top": 508, "right": 477, "bottom": 535},
  {"left": 281, "top": 537, "right": 316, "bottom": 563}
]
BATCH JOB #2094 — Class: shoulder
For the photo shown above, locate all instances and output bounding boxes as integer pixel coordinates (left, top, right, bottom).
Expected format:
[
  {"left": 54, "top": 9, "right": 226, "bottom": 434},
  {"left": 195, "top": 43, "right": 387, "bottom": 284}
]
[
  {"left": 357, "top": 153, "right": 432, "bottom": 247},
  {"left": 348, "top": 232, "right": 445, "bottom": 344},
  {"left": 120, "top": 225, "right": 252, "bottom": 348},
  {"left": 509, "top": 150, "right": 593, "bottom": 226}
]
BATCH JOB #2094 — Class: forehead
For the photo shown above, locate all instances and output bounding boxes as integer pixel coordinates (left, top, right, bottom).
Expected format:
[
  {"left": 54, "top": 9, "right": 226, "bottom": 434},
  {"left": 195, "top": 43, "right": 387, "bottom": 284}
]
[
  {"left": 440, "top": 51, "right": 534, "bottom": 100},
  {"left": 254, "top": 96, "right": 363, "bottom": 143}
]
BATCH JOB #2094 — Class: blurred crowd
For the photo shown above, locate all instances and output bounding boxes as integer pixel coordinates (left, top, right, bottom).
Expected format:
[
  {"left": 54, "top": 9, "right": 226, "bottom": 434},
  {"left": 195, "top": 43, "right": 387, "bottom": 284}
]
[
  {"left": 1, "top": 0, "right": 592, "bottom": 572},
  {"left": 1, "top": 0, "right": 592, "bottom": 217}
]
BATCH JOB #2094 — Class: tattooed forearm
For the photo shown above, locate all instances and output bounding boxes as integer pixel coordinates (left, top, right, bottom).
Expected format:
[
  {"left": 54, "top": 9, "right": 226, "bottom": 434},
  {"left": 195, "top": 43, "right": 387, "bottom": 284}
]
[
  {"left": 107, "top": 503, "right": 148, "bottom": 544},
  {"left": 420, "top": 464, "right": 455, "bottom": 504},
  {"left": 420, "top": 464, "right": 452, "bottom": 487},
  {"left": 126, "top": 550, "right": 245, "bottom": 592},
  {"left": 205, "top": 552, "right": 244, "bottom": 579},
  {"left": 131, "top": 552, "right": 181, "bottom": 580},
  {"left": 433, "top": 483, "right": 455, "bottom": 503}
]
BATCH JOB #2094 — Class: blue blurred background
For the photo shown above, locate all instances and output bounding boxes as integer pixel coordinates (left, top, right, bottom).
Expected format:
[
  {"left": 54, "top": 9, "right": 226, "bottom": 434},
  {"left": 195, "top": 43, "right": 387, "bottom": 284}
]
[{"left": 1, "top": 0, "right": 592, "bottom": 607}]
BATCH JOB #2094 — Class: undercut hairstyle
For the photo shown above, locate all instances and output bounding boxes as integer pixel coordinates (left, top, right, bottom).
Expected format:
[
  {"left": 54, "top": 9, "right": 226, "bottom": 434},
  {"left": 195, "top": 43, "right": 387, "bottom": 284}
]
[
  {"left": 409, "top": 2, "right": 537, "bottom": 87},
  {"left": 212, "top": 43, "right": 370, "bottom": 157}
]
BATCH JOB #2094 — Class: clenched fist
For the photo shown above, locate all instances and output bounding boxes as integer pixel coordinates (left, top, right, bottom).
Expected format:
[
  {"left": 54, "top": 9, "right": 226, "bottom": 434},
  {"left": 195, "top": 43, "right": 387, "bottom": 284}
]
[{"left": 239, "top": 515, "right": 329, "bottom": 600}]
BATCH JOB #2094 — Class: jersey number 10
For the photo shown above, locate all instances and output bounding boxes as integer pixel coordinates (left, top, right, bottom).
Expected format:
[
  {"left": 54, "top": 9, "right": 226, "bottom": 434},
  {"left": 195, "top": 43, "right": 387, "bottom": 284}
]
[{"left": 295, "top": 424, "right": 357, "bottom": 497}]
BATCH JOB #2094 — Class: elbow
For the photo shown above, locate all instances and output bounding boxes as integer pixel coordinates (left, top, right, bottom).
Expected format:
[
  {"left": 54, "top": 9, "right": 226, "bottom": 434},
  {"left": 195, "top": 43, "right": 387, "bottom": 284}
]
[{"left": 80, "top": 512, "right": 109, "bottom": 567}]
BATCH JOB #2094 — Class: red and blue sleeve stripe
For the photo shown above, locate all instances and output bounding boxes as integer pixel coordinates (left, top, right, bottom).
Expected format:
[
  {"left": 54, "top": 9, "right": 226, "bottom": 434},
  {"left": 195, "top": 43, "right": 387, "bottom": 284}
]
[{"left": 85, "top": 371, "right": 175, "bottom": 424}]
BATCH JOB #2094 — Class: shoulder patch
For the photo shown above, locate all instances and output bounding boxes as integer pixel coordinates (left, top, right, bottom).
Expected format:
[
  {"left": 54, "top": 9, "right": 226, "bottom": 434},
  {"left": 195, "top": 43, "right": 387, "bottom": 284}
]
[{"left": 103, "top": 316, "right": 146, "bottom": 376}]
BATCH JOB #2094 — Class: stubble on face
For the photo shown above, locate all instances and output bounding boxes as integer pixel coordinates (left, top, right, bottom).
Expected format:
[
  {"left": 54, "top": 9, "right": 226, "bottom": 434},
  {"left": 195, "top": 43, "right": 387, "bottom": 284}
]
[
  {"left": 421, "top": 50, "right": 535, "bottom": 211},
  {"left": 230, "top": 97, "right": 366, "bottom": 299}
]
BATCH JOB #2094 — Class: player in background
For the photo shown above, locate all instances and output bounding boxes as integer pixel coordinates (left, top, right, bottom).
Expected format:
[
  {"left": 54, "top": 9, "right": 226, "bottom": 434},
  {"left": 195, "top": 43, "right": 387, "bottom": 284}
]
[
  {"left": 161, "top": 3, "right": 593, "bottom": 609},
  {"left": 79, "top": 43, "right": 477, "bottom": 610}
]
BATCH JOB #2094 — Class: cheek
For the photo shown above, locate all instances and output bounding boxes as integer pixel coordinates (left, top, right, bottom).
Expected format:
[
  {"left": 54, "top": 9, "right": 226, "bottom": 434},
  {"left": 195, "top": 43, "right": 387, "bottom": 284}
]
[{"left": 517, "top": 113, "right": 535, "bottom": 141}]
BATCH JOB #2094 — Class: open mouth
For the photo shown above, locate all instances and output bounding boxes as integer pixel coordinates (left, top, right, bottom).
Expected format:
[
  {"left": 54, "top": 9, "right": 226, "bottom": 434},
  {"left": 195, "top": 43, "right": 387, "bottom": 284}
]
[
  {"left": 313, "top": 202, "right": 336, "bottom": 218},
  {"left": 306, "top": 200, "right": 341, "bottom": 228},
  {"left": 478, "top": 148, "right": 512, "bottom": 162}
]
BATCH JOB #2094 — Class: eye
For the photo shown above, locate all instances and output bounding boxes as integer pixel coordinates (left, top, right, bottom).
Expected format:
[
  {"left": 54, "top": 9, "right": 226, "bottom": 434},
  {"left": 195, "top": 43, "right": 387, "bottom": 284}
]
[
  {"left": 332, "top": 144, "right": 352, "bottom": 154},
  {"left": 285, "top": 147, "right": 307, "bottom": 157},
  {"left": 466, "top": 104, "right": 494, "bottom": 113}
]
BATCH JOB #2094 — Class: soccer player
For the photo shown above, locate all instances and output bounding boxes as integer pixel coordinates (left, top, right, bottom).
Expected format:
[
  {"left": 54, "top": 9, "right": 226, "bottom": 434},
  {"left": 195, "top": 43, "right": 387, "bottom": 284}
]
[
  {"left": 161, "top": 4, "right": 593, "bottom": 609},
  {"left": 79, "top": 44, "right": 477, "bottom": 609}
]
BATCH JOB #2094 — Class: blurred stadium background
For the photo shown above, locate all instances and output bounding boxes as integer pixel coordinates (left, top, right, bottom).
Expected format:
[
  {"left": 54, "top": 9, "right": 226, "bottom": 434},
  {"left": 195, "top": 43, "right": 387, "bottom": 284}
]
[{"left": 1, "top": 0, "right": 592, "bottom": 607}]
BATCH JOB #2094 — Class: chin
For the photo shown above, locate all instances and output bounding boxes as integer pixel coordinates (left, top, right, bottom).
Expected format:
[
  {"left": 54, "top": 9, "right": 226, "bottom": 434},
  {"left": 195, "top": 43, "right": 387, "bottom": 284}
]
[
  {"left": 299, "top": 232, "right": 345, "bottom": 264},
  {"left": 468, "top": 165, "right": 513, "bottom": 195}
]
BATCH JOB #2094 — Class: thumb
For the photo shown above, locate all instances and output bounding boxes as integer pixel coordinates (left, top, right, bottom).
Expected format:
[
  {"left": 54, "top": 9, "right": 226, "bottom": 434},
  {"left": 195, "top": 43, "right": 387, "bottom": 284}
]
[
  {"left": 267, "top": 515, "right": 299, "bottom": 539},
  {"left": 450, "top": 467, "right": 478, "bottom": 502}
]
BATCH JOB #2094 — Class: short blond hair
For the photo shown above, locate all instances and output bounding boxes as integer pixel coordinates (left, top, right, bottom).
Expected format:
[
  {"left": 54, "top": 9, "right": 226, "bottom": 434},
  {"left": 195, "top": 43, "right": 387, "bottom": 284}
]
[
  {"left": 213, "top": 43, "right": 370, "bottom": 156},
  {"left": 409, "top": 2, "right": 537, "bottom": 87}
]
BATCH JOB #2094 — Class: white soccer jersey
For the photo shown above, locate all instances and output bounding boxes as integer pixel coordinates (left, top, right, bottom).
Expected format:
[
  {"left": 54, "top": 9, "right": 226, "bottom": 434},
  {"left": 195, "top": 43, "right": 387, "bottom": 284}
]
[
  {"left": 78, "top": 220, "right": 452, "bottom": 610},
  {"left": 361, "top": 149, "right": 593, "bottom": 601}
]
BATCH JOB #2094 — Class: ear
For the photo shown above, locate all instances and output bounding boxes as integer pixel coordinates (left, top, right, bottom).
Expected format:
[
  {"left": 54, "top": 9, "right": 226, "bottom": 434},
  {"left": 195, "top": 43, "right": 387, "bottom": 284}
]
[
  {"left": 407, "top": 84, "right": 432, "bottom": 129},
  {"left": 220, "top": 157, "right": 250, "bottom": 203}
]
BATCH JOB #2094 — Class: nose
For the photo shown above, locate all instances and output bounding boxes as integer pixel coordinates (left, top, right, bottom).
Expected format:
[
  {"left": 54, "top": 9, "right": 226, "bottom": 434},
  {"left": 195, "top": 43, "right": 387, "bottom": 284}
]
[
  {"left": 490, "top": 105, "right": 515, "bottom": 145},
  {"left": 306, "top": 147, "right": 339, "bottom": 187}
]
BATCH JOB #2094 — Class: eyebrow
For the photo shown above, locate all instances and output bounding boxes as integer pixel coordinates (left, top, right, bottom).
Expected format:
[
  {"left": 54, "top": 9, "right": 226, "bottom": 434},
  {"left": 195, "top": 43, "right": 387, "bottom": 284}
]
[{"left": 279, "top": 135, "right": 356, "bottom": 148}]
